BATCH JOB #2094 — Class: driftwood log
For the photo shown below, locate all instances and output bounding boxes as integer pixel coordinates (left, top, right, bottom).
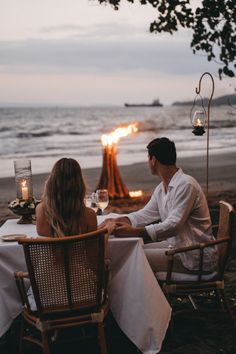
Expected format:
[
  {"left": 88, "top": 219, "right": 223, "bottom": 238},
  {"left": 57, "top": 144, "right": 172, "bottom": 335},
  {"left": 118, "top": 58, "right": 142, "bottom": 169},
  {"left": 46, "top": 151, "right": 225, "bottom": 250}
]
[{"left": 96, "top": 145, "right": 130, "bottom": 199}]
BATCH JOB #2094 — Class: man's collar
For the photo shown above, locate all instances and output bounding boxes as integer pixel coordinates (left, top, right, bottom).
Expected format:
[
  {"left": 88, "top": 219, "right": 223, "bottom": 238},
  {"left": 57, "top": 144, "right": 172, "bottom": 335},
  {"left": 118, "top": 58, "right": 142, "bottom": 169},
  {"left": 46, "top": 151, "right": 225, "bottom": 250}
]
[{"left": 168, "top": 168, "right": 183, "bottom": 188}]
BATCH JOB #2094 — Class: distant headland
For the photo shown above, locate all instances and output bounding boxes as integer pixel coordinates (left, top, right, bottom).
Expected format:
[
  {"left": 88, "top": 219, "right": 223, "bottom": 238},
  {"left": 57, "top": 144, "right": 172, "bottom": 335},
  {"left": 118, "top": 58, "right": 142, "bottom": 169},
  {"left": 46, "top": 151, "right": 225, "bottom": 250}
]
[{"left": 172, "top": 94, "right": 236, "bottom": 106}]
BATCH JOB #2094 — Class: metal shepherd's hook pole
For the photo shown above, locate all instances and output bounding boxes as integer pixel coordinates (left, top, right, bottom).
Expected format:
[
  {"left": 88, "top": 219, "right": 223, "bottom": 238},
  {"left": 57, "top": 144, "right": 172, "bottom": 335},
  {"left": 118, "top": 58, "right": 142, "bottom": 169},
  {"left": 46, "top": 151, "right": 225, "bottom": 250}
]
[{"left": 195, "top": 72, "right": 215, "bottom": 200}]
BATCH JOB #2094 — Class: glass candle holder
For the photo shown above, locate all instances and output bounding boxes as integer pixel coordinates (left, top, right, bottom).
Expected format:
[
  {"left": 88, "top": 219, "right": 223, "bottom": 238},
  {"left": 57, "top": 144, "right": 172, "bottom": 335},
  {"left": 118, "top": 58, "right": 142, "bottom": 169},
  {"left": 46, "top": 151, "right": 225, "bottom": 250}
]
[
  {"left": 191, "top": 110, "right": 206, "bottom": 136},
  {"left": 14, "top": 159, "right": 33, "bottom": 200}
]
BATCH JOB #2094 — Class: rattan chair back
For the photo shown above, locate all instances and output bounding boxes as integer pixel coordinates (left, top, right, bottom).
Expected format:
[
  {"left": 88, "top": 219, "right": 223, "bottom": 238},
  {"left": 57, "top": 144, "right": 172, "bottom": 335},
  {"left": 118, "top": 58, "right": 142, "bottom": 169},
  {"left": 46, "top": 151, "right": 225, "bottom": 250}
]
[{"left": 19, "top": 229, "right": 106, "bottom": 318}]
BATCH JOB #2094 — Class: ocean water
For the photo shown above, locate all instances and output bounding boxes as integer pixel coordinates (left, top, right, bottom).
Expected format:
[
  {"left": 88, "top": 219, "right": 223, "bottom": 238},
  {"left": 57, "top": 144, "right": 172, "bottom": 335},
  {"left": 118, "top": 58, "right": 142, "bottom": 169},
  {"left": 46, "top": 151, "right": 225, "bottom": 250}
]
[{"left": 0, "top": 105, "right": 236, "bottom": 178}]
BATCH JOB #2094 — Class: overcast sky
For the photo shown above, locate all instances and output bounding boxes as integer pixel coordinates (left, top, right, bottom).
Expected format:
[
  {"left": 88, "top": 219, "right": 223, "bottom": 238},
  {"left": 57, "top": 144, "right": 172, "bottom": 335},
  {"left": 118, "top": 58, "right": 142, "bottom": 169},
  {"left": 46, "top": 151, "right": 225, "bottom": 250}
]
[{"left": 0, "top": 0, "right": 234, "bottom": 106}]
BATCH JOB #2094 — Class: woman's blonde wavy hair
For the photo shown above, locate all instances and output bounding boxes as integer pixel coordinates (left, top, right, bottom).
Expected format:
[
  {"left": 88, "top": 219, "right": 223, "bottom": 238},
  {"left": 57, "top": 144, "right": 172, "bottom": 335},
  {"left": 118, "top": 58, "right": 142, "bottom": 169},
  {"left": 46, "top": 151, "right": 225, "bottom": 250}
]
[{"left": 43, "top": 158, "right": 86, "bottom": 237}]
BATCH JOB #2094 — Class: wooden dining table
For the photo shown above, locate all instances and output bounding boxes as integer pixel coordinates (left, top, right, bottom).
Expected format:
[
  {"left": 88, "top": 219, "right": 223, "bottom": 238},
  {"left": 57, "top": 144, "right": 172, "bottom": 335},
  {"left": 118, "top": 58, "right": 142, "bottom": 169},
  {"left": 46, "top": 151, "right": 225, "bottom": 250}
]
[{"left": 0, "top": 215, "right": 171, "bottom": 354}]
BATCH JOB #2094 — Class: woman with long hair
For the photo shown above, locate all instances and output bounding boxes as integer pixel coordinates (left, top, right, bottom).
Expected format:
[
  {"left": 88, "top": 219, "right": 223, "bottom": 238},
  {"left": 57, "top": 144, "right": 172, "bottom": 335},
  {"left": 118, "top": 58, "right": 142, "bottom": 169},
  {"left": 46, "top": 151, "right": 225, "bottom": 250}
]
[{"left": 36, "top": 158, "right": 97, "bottom": 237}]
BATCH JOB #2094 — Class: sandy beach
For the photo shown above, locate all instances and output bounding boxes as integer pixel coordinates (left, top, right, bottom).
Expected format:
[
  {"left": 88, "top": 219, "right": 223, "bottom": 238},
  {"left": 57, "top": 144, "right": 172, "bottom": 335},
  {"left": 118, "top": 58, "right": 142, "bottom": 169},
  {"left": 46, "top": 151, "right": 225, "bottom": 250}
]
[{"left": 1, "top": 151, "right": 236, "bottom": 222}]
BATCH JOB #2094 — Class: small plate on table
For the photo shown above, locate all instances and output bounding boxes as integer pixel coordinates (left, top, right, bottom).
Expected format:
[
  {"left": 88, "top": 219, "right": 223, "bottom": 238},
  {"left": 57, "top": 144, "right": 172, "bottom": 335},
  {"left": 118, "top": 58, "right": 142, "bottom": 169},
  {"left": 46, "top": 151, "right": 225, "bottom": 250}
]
[{"left": 0, "top": 234, "right": 27, "bottom": 242}]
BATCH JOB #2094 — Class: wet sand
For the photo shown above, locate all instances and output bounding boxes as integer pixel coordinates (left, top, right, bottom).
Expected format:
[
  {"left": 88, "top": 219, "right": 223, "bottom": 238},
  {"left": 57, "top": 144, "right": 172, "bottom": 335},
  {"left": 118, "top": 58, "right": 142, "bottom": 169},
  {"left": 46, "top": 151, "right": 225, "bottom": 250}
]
[{"left": 1, "top": 151, "right": 236, "bottom": 220}]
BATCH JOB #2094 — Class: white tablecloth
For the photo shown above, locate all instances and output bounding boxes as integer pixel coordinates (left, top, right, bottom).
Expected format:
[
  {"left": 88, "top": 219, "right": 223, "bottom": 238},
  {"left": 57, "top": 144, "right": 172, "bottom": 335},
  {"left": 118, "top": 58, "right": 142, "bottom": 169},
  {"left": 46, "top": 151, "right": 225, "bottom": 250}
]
[{"left": 0, "top": 217, "right": 171, "bottom": 354}]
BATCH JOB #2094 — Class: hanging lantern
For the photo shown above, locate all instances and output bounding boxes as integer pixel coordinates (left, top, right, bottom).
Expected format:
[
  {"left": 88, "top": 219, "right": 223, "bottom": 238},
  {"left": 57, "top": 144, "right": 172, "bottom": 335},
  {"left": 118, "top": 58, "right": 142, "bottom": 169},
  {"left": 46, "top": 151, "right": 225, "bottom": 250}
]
[
  {"left": 190, "top": 72, "right": 215, "bottom": 200},
  {"left": 190, "top": 95, "right": 207, "bottom": 136}
]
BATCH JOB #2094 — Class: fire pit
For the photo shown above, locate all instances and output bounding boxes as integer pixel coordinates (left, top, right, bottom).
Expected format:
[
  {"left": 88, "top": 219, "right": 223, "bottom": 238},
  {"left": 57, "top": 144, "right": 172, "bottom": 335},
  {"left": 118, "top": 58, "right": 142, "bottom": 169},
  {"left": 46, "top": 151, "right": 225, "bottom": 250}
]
[{"left": 96, "top": 123, "right": 139, "bottom": 199}]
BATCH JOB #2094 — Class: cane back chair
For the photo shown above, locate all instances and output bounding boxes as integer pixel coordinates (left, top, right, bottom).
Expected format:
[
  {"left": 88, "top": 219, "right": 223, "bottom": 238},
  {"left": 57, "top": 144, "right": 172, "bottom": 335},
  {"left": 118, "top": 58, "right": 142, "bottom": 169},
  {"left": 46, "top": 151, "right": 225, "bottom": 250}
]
[
  {"left": 156, "top": 200, "right": 235, "bottom": 323},
  {"left": 14, "top": 227, "right": 109, "bottom": 354}
]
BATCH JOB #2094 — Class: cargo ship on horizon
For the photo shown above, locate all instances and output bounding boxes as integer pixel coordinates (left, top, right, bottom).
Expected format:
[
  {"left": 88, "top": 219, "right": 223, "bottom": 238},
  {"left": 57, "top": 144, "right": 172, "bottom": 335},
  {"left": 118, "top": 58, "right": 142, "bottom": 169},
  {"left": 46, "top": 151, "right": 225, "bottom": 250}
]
[{"left": 124, "top": 98, "right": 163, "bottom": 107}]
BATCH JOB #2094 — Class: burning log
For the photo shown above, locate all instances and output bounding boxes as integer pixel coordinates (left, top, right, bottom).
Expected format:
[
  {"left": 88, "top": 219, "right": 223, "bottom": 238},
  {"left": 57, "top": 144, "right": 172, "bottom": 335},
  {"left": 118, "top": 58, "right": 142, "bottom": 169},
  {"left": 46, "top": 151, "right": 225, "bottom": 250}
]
[
  {"left": 97, "top": 144, "right": 129, "bottom": 199},
  {"left": 96, "top": 123, "right": 138, "bottom": 199}
]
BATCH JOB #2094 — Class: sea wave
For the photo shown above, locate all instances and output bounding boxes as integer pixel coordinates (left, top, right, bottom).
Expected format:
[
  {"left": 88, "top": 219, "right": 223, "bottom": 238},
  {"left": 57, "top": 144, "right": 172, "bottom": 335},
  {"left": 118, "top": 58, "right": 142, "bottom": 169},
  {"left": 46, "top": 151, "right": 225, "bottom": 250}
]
[
  {"left": 17, "top": 131, "right": 53, "bottom": 138},
  {"left": 0, "top": 105, "right": 236, "bottom": 178},
  {"left": 0, "top": 127, "right": 11, "bottom": 133}
]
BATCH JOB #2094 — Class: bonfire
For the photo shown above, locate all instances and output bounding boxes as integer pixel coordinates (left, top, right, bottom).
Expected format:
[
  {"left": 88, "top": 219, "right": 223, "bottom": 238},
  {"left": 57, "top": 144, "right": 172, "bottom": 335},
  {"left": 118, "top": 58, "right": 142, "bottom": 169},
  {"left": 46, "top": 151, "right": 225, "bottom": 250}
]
[{"left": 96, "top": 123, "right": 142, "bottom": 199}]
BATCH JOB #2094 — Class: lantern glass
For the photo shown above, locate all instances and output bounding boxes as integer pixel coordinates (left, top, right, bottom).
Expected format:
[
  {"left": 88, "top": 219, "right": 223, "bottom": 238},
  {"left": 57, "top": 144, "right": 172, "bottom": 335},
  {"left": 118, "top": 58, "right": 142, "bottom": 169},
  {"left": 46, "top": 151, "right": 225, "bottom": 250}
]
[
  {"left": 14, "top": 159, "right": 33, "bottom": 200},
  {"left": 191, "top": 110, "right": 206, "bottom": 136}
]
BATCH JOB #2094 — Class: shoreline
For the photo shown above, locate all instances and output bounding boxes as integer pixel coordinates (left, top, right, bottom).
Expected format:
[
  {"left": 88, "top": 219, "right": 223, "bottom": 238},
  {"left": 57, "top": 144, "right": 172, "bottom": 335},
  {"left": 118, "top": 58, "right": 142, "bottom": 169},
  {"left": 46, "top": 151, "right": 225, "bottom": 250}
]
[
  {"left": 1, "top": 151, "right": 236, "bottom": 221},
  {"left": 1, "top": 151, "right": 236, "bottom": 199}
]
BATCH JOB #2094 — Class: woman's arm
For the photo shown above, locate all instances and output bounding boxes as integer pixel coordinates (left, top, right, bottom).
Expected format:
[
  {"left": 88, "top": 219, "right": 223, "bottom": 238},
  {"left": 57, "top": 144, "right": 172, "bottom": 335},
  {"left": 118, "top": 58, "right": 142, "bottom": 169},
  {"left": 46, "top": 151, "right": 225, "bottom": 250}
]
[{"left": 85, "top": 207, "right": 97, "bottom": 232}]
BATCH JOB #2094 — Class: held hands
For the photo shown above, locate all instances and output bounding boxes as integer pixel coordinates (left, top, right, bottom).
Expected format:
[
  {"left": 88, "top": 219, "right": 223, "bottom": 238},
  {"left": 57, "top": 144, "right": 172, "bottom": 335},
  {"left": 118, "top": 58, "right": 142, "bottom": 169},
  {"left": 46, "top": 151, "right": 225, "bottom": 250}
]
[
  {"left": 98, "top": 218, "right": 142, "bottom": 238},
  {"left": 98, "top": 216, "right": 131, "bottom": 231},
  {"left": 113, "top": 222, "right": 138, "bottom": 238},
  {"left": 105, "top": 221, "right": 117, "bottom": 236},
  {"left": 98, "top": 218, "right": 117, "bottom": 230},
  {"left": 98, "top": 219, "right": 132, "bottom": 237}
]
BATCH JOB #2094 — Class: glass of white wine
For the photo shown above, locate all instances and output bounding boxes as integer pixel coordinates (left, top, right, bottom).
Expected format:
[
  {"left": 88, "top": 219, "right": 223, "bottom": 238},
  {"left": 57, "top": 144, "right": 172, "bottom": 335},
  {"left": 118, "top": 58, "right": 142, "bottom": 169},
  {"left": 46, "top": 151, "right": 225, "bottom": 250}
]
[
  {"left": 84, "top": 195, "right": 92, "bottom": 208},
  {"left": 96, "top": 189, "right": 109, "bottom": 215},
  {"left": 84, "top": 193, "right": 99, "bottom": 214},
  {"left": 91, "top": 192, "right": 98, "bottom": 214}
]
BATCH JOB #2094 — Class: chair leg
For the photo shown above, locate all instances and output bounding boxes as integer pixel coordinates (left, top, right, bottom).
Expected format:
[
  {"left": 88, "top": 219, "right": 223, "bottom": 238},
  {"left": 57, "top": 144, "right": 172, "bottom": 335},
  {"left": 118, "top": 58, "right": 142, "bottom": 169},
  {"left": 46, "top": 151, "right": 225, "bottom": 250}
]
[
  {"left": 41, "top": 331, "right": 51, "bottom": 354},
  {"left": 19, "top": 317, "right": 25, "bottom": 354},
  {"left": 97, "top": 323, "right": 108, "bottom": 354},
  {"left": 167, "top": 314, "right": 174, "bottom": 341},
  {"left": 215, "top": 289, "right": 225, "bottom": 310},
  {"left": 219, "top": 289, "right": 236, "bottom": 325},
  {"left": 188, "top": 295, "right": 198, "bottom": 310}
]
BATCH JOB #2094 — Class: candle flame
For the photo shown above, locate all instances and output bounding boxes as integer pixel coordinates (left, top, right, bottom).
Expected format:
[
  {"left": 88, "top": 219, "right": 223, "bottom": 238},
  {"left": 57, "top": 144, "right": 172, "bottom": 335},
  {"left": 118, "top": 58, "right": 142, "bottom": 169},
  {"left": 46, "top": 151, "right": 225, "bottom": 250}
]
[
  {"left": 21, "top": 180, "right": 26, "bottom": 187},
  {"left": 101, "top": 123, "right": 138, "bottom": 147},
  {"left": 129, "top": 190, "right": 143, "bottom": 198},
  {"left": 196, "top": 118, "right": 203, "bottom": 127}
]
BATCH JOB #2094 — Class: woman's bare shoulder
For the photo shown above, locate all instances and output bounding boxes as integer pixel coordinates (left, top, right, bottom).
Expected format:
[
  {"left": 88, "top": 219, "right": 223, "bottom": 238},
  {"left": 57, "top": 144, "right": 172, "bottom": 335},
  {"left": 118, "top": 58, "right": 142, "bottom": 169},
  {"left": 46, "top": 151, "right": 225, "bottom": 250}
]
[
  {"left": 85, "top": 207, "right": 96, "bottom": 217},
  {"left": 36, "top": 201, "right": 52, "bottom": 236},
  {"left": 36, "top": 201, "right": 44, "bottom": 215}
]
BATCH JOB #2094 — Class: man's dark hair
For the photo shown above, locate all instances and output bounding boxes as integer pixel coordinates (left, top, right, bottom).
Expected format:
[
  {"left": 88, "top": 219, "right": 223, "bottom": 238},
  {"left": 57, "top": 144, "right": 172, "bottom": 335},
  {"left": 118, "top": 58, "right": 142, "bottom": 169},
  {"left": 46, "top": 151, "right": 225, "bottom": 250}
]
[{"left": 147, "top": 137, "right": 176, "bottom": 165}]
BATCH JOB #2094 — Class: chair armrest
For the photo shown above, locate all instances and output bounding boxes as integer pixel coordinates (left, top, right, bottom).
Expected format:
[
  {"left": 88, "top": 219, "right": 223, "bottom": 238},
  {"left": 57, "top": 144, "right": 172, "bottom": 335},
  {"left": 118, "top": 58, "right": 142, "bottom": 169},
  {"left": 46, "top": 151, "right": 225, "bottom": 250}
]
[
  {"left": 162, "top": 237, "right": 230, "bottom": 285},
  {"left": 15, "top": 271, "right": 29, "bottom": 278},
  {"left": 165, "top": 237, "right": 230, "bottom": 256}
]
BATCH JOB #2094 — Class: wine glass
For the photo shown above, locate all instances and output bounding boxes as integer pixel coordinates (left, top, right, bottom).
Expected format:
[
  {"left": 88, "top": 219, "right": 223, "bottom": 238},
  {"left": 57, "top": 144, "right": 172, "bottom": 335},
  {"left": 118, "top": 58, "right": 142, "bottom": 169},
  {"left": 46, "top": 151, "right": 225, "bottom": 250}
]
[
  {"left": 96, "top": 189, "right": 109, "bottom": 215},
  {"left": 84, "top": 195, "right": 92, "bottom": 208},
  {"left": 91, "top": 192, "right": 98, "bottom": 214},
  {"left": 84, "top": 193, "right": 99, "bottom": 214}
]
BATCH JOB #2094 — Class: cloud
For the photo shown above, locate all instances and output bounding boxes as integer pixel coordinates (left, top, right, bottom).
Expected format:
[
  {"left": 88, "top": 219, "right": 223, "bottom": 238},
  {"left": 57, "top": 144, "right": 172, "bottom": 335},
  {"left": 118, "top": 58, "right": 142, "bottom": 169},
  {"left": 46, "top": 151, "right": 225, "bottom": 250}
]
[
  {"left": 0, "top": 32, "right": 217, "bottom": 78},
  {"left": 40, "top": 24, "right": 84, "bottom": 34},
  {"left": 39, "top": 22, "right": 147, "bottom": 39}
]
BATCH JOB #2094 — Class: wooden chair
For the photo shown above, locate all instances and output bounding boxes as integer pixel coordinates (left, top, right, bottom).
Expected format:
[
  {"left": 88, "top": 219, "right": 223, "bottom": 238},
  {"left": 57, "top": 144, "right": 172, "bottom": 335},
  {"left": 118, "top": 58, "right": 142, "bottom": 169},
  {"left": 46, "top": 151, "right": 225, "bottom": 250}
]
[
  {"left": 14, "top": 228, "right": 109, "bottom": 354},
  {"left": 156, "top": 201, "right": 235, "bottom": 323}
]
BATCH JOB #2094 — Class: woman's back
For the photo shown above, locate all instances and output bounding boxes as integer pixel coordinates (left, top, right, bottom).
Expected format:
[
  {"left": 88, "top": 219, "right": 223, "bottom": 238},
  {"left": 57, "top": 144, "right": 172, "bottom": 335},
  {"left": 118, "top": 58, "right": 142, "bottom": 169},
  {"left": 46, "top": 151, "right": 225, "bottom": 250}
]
[
  {"left": 36, "top": 202, "right": 97, "bottom": 237},
  {"left": 36, "top": 158, "right": 97, "bottom": 237}
]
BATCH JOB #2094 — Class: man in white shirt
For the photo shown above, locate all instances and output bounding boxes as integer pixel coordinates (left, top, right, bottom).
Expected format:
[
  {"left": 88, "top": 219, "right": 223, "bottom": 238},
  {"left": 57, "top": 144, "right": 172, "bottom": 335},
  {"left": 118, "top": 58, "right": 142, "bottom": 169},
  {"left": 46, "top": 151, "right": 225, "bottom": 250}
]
[{"left": 100, "top": 137, "right": 218, "bottom": 273}]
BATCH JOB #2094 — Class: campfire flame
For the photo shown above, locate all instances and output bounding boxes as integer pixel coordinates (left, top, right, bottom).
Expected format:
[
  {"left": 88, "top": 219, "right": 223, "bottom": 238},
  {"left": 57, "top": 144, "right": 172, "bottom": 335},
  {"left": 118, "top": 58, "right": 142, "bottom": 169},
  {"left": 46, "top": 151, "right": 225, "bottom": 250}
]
[
  {"left": 101, "top": 123, "right": 138, "bottom": 147},
  {"left": 129, "top": 190, "right": 143, "bottom": 198}
]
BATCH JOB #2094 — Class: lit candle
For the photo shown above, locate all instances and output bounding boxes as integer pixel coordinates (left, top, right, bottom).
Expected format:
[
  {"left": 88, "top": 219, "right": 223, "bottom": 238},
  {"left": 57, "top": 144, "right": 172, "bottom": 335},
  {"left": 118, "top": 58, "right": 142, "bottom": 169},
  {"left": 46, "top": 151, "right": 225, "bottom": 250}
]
[
  {"left": 21, "top": 180, "right": 29, "bottom": 200},
  {"left": 196, "top": 118, "right": 203, "bottom": 127}
]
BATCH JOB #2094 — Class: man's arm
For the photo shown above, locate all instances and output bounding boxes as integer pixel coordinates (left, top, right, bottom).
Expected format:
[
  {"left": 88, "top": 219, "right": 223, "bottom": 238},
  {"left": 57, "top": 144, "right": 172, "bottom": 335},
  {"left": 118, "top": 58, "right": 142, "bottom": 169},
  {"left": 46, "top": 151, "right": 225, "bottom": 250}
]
[
  {"left": 114, "top": 222, "right": 152, "bottom": 242},
  {"left": 127, "top": 190, "right": 161, "bottom": 228},
  {"left": 145, "top": 183, "right": 197, "bottom": 241}
]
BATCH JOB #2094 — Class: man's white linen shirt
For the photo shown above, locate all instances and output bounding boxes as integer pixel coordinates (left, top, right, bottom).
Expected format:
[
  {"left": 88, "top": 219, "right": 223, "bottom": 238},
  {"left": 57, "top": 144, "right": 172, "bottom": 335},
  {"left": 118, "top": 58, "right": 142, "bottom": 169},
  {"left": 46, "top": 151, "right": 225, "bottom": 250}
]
[{"left": 128, "top": 168, "right": 217, "bottom": 271}]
